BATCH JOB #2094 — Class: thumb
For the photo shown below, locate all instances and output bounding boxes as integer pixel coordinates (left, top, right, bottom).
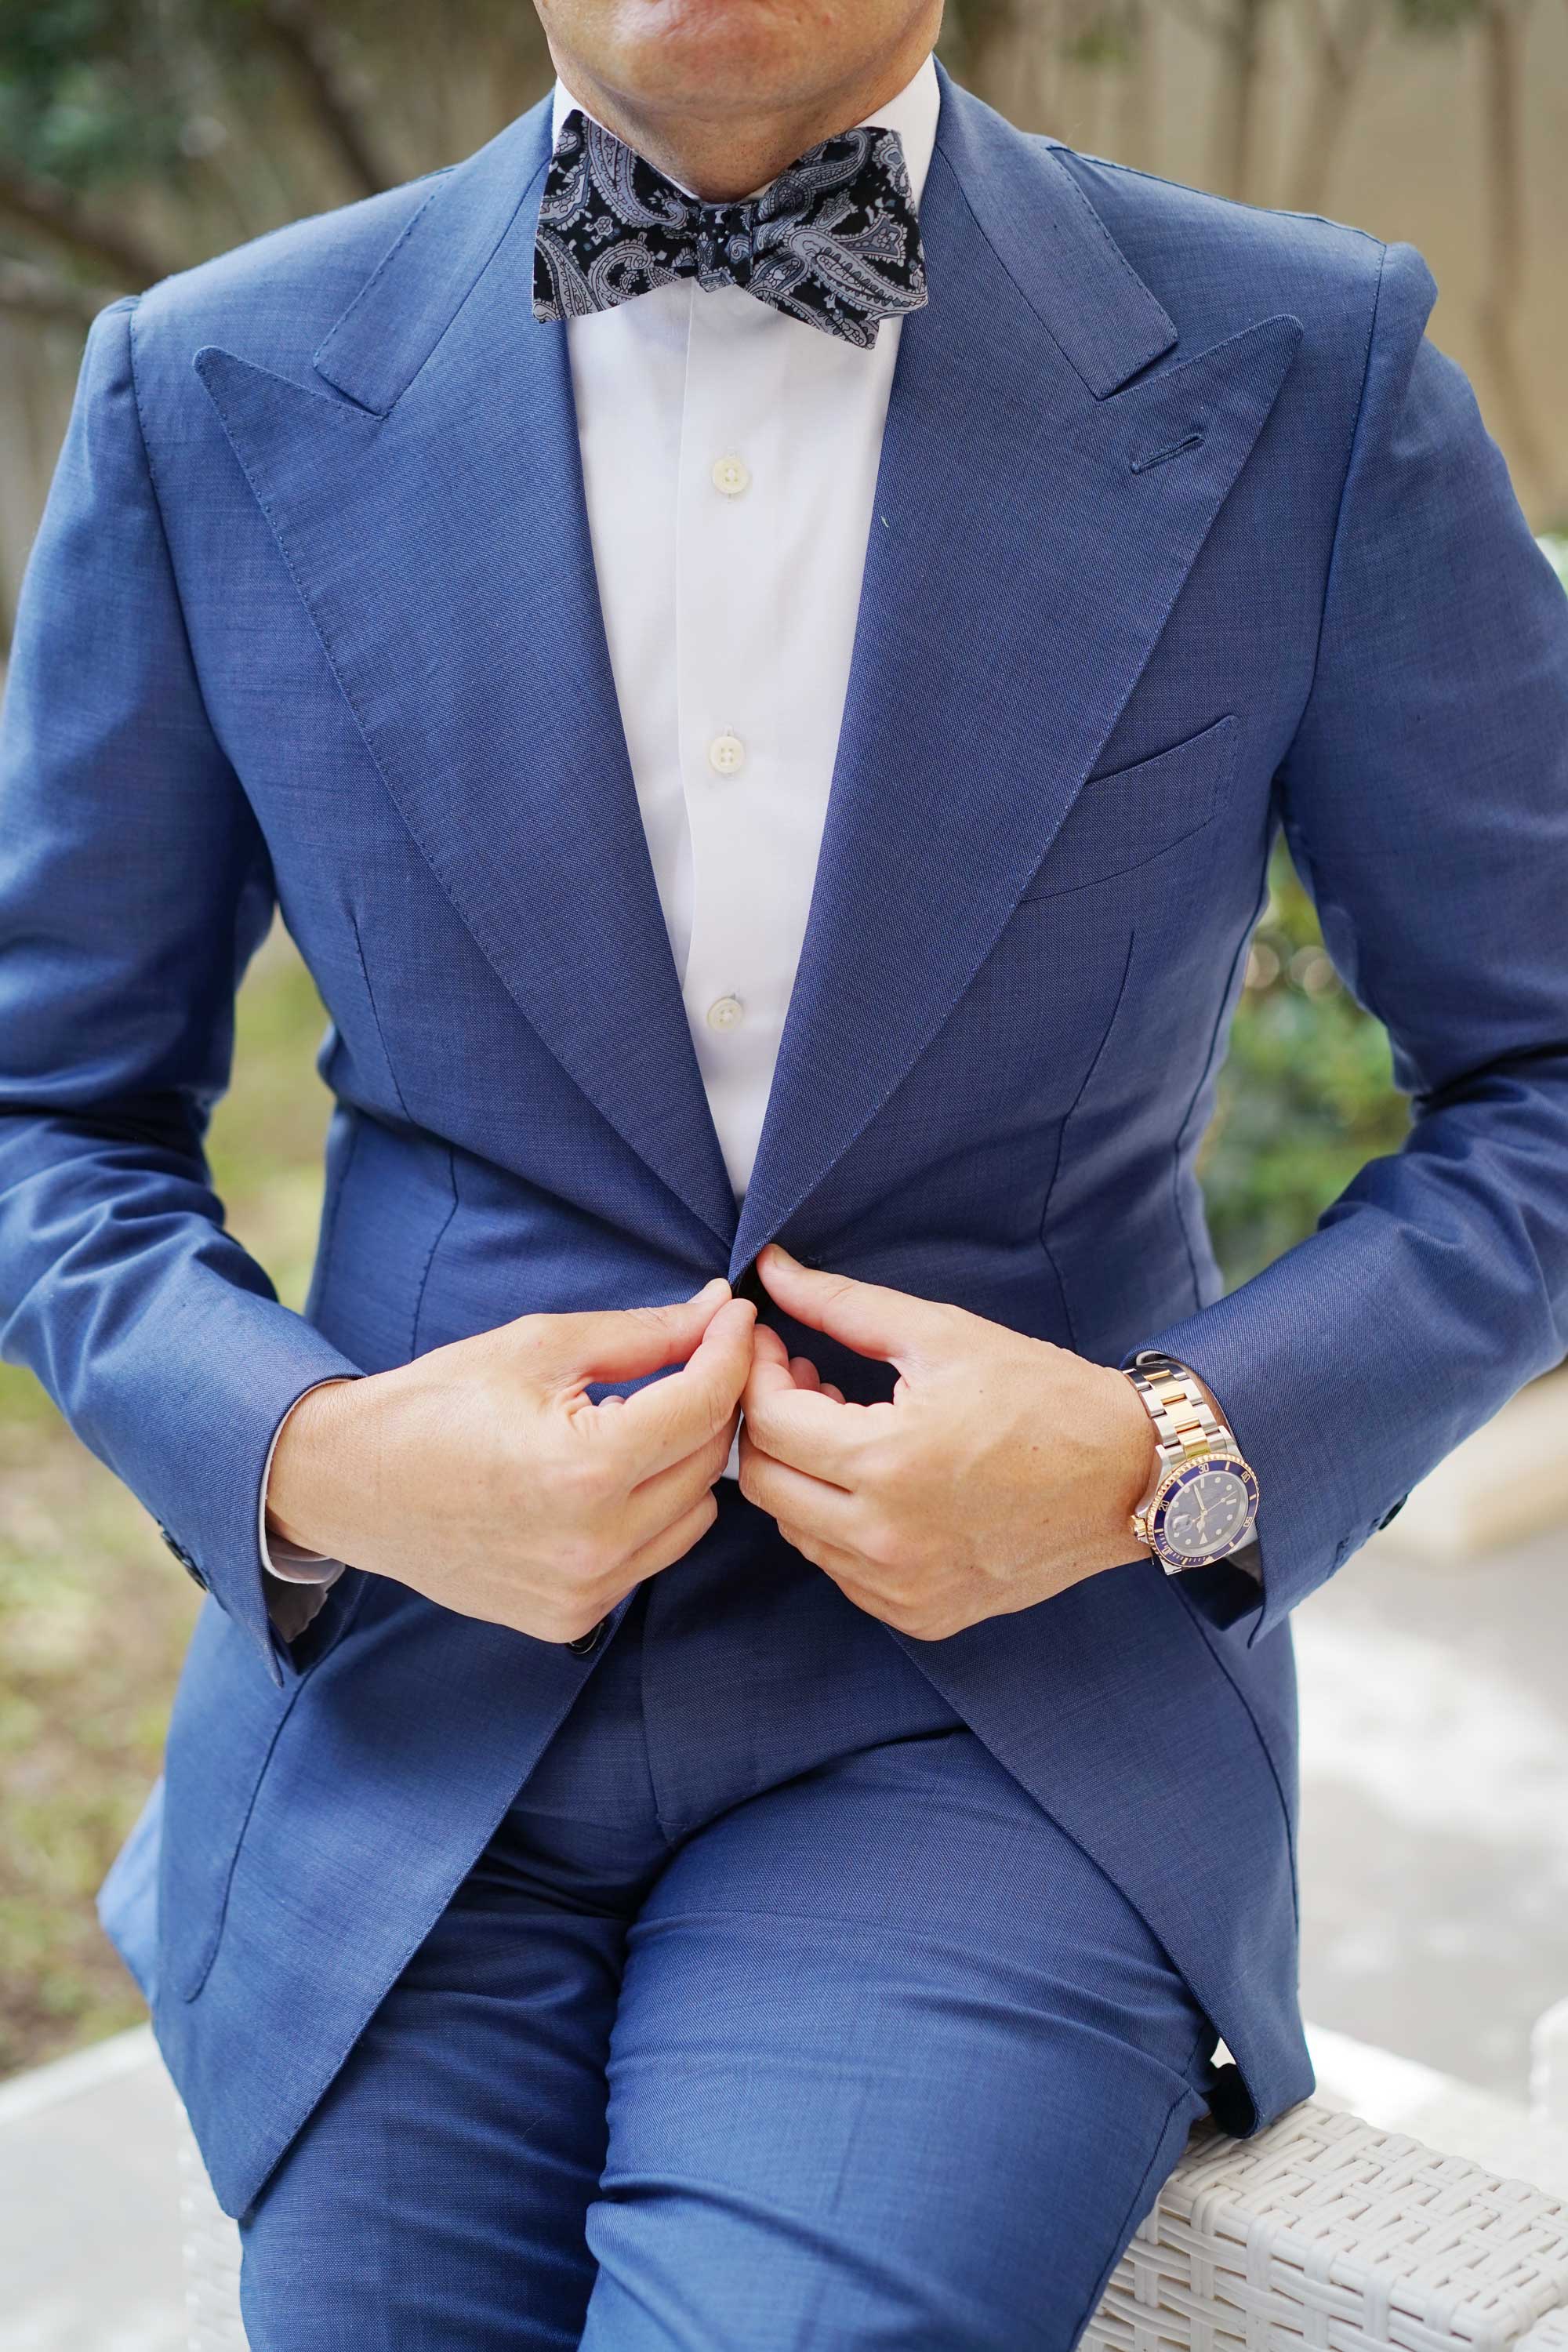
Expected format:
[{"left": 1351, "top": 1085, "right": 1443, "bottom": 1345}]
[
  {"left": 522, "top": 1278, "right": 733, "bottom": 1391},
  {"left": 754, "top": 1247, "right": 949, "bottom": 1370}
]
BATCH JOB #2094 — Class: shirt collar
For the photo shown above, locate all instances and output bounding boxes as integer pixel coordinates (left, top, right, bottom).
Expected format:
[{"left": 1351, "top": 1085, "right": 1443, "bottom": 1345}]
[{"left": 549, "top": 48, "right": 940, "bottom": 211}]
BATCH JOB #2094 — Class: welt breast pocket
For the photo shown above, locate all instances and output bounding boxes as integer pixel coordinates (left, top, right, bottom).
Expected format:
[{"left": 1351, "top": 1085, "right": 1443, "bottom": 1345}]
[{"left": 1018, "top": 713, "right": 1238, "bottom": 902}]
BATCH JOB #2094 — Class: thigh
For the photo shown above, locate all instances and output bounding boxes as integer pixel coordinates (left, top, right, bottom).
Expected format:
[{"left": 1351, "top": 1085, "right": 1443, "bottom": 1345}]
[
  {"left": 238, "top": 1870, "right": 625, "bottom": 2352},
  {"left": 580, "top": 1728, "right": 1214, "bottom": 2352}
]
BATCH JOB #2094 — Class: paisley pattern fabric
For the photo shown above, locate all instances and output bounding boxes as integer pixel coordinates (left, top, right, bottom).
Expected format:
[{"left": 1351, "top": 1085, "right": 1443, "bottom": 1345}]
[{"left": 533, "top": 109, "right": 927, "bottom": 349}]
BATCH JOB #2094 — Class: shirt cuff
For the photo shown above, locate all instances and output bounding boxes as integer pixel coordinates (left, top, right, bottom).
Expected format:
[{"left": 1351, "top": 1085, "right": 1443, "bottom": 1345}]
[
  {"left": 259, "top": 1377, "right": 354, "bottom": 1588},
  {"left": 1226, "top": 1537, "right": 1263, "bottom": 1583}
]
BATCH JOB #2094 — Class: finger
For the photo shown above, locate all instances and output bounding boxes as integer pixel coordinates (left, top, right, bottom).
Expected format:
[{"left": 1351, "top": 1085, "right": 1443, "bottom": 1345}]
[
  {"left": 620, "top": 1487, "right": 720, "bottom": 1581},
  {"left": 743, "top": 1334, "right": 803, "bottom": 1411},
  {"left": 739, "top": 1434, "right": 865, "bottom": 1547},
  {"left": 774, "top": 1535, "right": 913, "bottom": 1633},
  {"left": 780, "top": 1524, "right": 865, "bottom": 1581},
  {"left": 821, "top": 1382, "right": 846, "bottom": 1404},
  {"left": 742, "top": 1344, "right": 877, "bottom": 1485},
  {"left": 778, "top": 1523, "right": 871, "bottom": 1586},
  {"left": 623, "top": 1417, "right": 736, "bottom": 1545},
  {"left": 789, "top": 1355, "right": 822, "bottom": 1390},
  {"left": 628, "top": 1408, "right": 736, "bottom": 1500},
  {"left": 527, "top": 1279, "right": 732, "bottom": 1388},
  {"left": 755, "top": 1247, "right": 949, "bottom": 1370},
  {"left": 822, "top": 1572, "right": 914, "bottom": 1632},
  {"left": 614, "top": 1298, "right": 757, "bottom": 1475}
]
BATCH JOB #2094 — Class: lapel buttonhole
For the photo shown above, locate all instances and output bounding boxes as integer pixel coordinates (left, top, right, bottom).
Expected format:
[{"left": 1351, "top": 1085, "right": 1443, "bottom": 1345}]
[{"left": 1130, "top": 428, "right": 1206, "bottom": 476}]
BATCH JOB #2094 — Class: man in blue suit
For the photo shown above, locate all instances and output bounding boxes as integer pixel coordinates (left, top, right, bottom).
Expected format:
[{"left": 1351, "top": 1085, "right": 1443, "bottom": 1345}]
[{"left": 2, "top": 0, "right": 1566, "bottom": 2338}]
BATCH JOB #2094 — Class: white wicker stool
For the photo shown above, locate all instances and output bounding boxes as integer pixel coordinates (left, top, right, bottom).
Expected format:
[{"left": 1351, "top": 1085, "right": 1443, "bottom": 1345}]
[
  {"left": 1083, "top": 2105, "right": 1568, "bottom": 2352},
  {"left": 177, "top": 2098, "right": 1568, "bottom": 2350},
  {"left": 176, "top": 2103, "right": 249, "bottom": 2352}
]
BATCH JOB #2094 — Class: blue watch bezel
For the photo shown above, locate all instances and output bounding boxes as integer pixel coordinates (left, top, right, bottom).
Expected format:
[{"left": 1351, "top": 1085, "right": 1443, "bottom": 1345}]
[{"left": 1149, "top": 1453, "right": 1261, "bottom": 1571}]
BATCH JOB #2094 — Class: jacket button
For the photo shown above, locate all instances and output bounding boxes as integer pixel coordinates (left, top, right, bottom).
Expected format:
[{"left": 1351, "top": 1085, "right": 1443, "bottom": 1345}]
[
  {"left": 566, "top": 1617, "right": 608, "bottom": 1657},
  {"left": 158, "top": 1525, "right": 207, "bottom": 1591}
]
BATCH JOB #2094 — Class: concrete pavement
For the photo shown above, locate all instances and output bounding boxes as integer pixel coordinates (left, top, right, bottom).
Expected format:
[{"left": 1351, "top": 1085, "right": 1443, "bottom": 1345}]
[{"left": 1295, "top": 1519, "right": 1568, "bottom": 2100}]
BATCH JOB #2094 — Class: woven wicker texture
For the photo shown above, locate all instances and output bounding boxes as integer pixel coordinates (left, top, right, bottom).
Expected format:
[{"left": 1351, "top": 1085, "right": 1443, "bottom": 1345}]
[
  {"left": 176, "top": 2104, "right": 249, "bottom": 2352},
  {"left": 1084, "top": 2103, "right": 1568, "bottom": 2352}
]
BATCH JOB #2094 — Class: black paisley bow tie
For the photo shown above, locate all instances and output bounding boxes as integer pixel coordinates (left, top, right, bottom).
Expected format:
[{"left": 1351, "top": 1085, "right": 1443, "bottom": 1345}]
[{"left": 532, "top": 108, "right": 927, "bottom": 350}]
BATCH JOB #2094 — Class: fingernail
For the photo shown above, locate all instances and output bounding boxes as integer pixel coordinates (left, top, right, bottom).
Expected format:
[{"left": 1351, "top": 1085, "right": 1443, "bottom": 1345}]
[{"left": 685, "top": 1277, "right": 728, "bottom": 1304}]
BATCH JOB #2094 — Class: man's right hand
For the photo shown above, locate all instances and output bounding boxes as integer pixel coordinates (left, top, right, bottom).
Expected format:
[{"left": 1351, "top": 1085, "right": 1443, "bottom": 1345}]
[{"left": 263, "top": 1280, "right": 755, "bottom": 1644}]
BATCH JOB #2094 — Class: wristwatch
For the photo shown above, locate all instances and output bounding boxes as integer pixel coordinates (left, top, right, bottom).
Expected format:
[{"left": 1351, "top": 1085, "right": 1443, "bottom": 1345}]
[{"left": 1123, "top": 1352, "right": 1260, "bottom": 1573}]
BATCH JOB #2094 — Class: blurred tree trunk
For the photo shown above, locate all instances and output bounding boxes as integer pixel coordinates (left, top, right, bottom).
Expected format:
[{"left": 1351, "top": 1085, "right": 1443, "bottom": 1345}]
[
  {"left": 1165, "top": 0, "right": 1271, "bottom": 199},
  {"left": 1116, "top": 0, "right": 1158, "bottom": 162},
  {"left": 0, "top": 259, "right": 111, "bottom": 327},
  {"left": 1289, "top": 0, "right": 1381, "bottom": 212},
  {"left": 1210, "top": 0, "right": 1271, "bottom": 198},
  {"left": 250, "top": 0, "right": 397, "bottom": 199},
  {"left": 1475, "top": 0, "right": 1557, "bottom": 507},
  {"left": 0, "top": 166, "right": 169, "bottom": 291}
]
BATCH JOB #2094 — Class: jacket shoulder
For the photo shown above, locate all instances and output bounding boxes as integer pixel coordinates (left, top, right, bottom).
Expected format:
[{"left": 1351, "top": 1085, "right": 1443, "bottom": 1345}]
[{"left": 1050, "top": 147, "right": 1393, "bottom": 372}]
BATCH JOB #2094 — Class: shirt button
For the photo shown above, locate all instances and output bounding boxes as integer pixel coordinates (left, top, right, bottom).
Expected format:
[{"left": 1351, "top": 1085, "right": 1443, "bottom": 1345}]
[
  {"left": 711, "top": 455, "right": 750, "bottom": 498},
  {"left": 708, "top": 732, "right": 746, "bottom": 777},
  {"left": 706, "top": 994, "right": 745, "bottom": 1033}
]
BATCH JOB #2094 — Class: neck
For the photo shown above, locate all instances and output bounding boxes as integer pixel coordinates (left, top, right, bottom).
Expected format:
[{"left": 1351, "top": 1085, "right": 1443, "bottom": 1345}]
[{"left": 545, "top": 34, "right": 936, "bottom": 202}]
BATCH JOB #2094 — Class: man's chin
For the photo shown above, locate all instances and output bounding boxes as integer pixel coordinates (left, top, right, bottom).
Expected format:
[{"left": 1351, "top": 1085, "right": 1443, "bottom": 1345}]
[{"left": 543, "top": 0, "right": 914, "bottom": 120}]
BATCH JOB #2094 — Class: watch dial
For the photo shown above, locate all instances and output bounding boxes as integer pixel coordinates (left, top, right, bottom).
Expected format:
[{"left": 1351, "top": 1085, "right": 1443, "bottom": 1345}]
[{"left": 1162, "top": 1467, "right": 1253, "bottom": 1561}]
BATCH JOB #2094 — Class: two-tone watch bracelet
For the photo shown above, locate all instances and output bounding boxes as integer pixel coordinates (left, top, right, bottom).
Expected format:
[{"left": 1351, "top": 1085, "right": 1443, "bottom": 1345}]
[{"left": 1124, "top": 1350, "right": 1239, "bottom": 1472}]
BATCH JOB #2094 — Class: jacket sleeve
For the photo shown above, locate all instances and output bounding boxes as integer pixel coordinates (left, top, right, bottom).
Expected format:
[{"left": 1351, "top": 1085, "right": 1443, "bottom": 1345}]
[
  {"left": 1140, "top": 241, "right": 1568, "bottom": 1642},
  {"left": 0, "top": 296, "right": 361, "bottom": 1685}
]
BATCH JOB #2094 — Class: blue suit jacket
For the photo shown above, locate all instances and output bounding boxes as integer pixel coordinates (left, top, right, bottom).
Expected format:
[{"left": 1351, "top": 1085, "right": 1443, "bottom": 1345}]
[{"left": 3, "top": 67, "right": 1566, "bottom": 2217}]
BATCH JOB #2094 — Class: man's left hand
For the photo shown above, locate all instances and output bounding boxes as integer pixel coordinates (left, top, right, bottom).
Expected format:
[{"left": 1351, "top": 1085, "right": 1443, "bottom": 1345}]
[{"left": 739, "top": 1246, "right": 1158, "bottom": 1640}]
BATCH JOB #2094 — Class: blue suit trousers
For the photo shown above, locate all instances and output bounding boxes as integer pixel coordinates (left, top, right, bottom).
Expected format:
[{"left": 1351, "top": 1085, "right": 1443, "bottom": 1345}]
[{"left": 238, "top": 1505, "right": 1215, "bottom": 2350}]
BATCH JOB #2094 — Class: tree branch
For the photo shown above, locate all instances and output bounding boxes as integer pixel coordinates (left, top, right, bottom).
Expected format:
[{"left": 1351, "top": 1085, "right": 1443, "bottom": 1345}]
[
  {"left": 0, "top": 166, "right": 169, "bottom": 291},
  {"left": 254, "top": 0, "right": 396, "bottom": 198}
]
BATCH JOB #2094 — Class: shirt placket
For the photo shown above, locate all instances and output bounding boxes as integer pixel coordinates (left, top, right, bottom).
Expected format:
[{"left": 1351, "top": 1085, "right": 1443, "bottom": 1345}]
[{"left": 674, "top": 287, "right": 793, "bottom": 1200}]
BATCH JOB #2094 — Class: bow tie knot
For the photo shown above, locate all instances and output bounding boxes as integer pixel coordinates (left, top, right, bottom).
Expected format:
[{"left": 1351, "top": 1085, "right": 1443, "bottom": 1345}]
[
  {"left": 534, "top": 109, "right": 928, "bottom": 349},
  {"left": 695, "top": 202, "right": 758, "bottom": 294}
]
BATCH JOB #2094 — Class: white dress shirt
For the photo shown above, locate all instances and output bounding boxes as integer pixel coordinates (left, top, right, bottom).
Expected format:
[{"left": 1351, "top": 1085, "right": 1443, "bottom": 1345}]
[
  {"left": 557, "top": 54, "right": 938, "bottom": 1199},
  {"left": 263, "top": 53, "right": 940, "bottom": 1588}
]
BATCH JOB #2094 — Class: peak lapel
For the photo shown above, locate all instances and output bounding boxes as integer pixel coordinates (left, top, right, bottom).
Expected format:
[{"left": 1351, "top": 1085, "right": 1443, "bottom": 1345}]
[
  {"left": 196, "top": 100, "right": 739, "bottom": 1250},
  {"left": 731, "top": 78, "right": 1301, "bottom": 1276}
]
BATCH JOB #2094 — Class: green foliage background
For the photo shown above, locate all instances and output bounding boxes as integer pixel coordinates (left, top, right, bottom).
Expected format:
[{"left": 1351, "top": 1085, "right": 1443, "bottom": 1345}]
[{"left": 1202, "top": 851, "right": 1409, "bottom": 1284}]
